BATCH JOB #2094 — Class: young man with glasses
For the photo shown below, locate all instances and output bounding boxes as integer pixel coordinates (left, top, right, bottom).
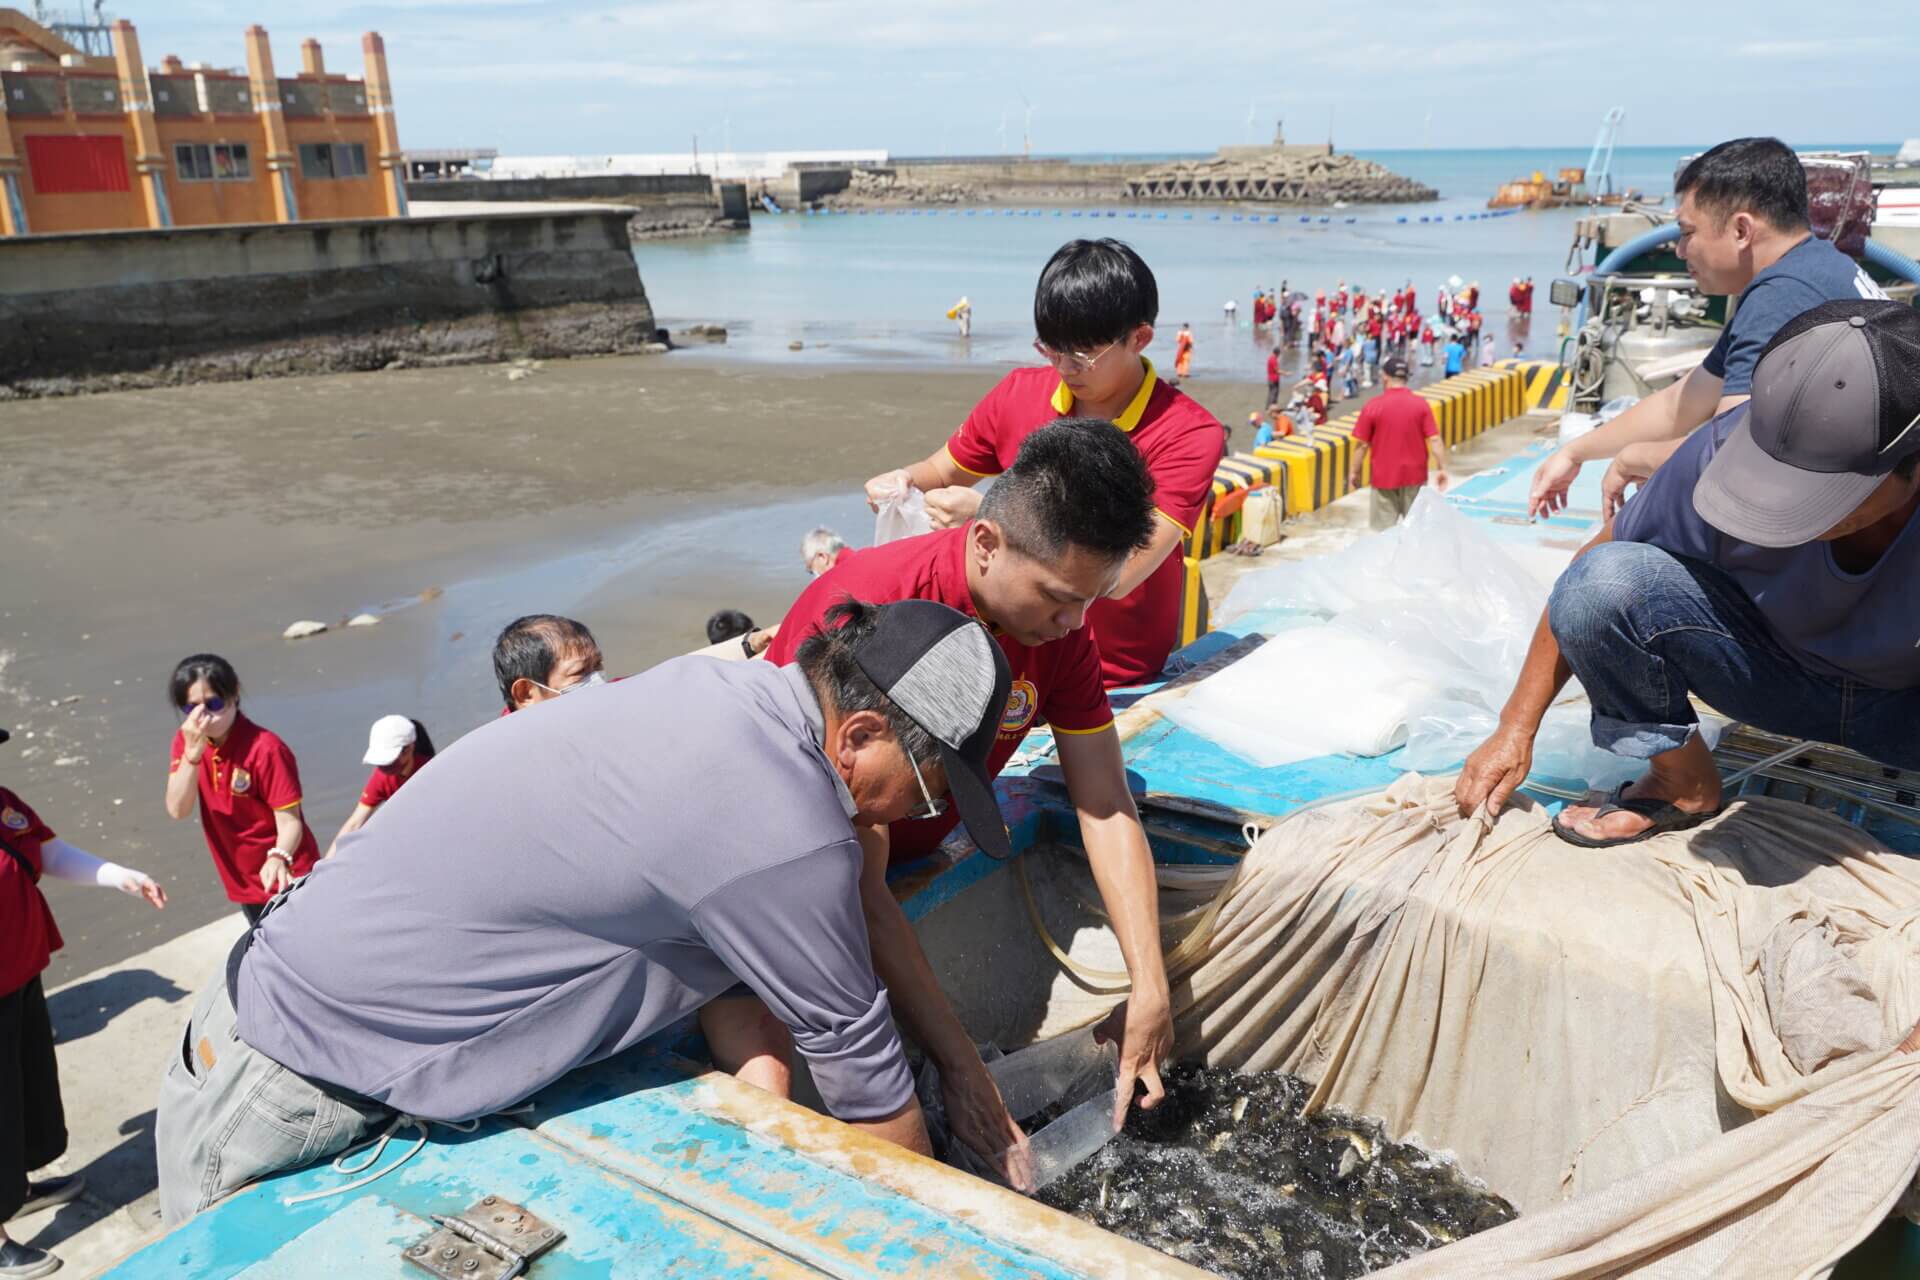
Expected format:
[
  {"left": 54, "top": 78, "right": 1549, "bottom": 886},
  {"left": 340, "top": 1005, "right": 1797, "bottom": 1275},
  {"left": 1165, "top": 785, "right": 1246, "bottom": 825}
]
[
  {"left": 777, "top": 419, "right": 1174, "bottom": 1184},
  {"left": 863, "top": 239, "right": 1226, "bottom": 688}
]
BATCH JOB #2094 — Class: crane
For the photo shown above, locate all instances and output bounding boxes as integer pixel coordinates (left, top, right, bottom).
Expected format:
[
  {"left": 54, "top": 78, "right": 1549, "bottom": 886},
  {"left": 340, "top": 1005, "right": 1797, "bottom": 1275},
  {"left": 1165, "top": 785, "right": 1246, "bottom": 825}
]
[{"left": 1586, "top": 107, "right": 1626, "bottom": 198}]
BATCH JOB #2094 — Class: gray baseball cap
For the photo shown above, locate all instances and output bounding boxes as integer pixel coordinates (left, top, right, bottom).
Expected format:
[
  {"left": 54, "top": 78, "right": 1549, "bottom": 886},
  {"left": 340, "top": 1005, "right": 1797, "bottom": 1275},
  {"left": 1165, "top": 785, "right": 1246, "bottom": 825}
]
[
  {"left": 1693, "top": 300, "right": 1920, "bottom": 547},
  {"left": 846, "top": 599, "right": 1015, "bottom": 859}
]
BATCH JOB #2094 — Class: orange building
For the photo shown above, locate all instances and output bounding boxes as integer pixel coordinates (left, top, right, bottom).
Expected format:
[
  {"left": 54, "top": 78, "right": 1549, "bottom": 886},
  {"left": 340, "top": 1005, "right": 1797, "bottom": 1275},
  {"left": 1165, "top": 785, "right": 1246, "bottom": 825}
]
[{"left": 0, "top": 9, "right": 406, "bottom": 236}]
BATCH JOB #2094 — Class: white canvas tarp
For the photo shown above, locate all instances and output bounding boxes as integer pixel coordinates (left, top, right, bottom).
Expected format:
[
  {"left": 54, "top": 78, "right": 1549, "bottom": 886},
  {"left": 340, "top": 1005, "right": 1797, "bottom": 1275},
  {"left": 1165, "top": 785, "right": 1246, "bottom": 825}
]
[{"left": 1015, "top": 775, "right": 1920, "bottom": 1278}]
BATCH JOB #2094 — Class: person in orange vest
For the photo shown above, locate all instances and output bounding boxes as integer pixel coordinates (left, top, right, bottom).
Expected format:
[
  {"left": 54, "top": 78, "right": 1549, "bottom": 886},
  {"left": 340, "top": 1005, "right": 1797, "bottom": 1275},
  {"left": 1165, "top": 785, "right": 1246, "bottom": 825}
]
[{"left": 1173, "top": 322, "right": 1195, "bottom": 381}]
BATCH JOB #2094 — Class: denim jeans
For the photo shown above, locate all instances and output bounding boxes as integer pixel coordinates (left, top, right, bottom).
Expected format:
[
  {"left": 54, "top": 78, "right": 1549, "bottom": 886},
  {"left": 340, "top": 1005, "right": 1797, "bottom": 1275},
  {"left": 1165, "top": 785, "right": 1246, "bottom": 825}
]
[
  {"left": 1548, "top": 541, "right": 1920, "bottom": 769},
  {"left": 155, "top": 974, "right": 391, "bottom": 1226}
]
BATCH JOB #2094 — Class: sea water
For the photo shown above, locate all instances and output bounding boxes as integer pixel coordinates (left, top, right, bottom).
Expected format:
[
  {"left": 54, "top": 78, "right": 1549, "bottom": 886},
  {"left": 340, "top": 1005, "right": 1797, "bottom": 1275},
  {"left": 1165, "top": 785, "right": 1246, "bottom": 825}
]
[
  {"left": 634, "top": 142, "right": 1889, "bottom": 377},
  {"left": 1035, "top": 1063, "right": 1517, "bottom": 1280}
]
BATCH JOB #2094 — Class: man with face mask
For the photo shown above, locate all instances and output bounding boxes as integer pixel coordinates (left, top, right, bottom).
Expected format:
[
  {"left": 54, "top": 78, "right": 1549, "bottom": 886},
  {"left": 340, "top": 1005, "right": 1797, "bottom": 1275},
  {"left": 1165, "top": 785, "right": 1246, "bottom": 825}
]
[
  {"left": 157, "top": 597, "right": 1014, "bottom": 1225},
  {"left": 1530, "top": 137, "right": 1889, "bottom": 521},
  {"left": 1459, "top": 301, "right": 1920, "bottom": 844},
  {"left": 492, "top": 614, "right": 606, "bottom": 713},
  {"left": 756, "top": 418, "right": 1174, "bottom": 1183}
]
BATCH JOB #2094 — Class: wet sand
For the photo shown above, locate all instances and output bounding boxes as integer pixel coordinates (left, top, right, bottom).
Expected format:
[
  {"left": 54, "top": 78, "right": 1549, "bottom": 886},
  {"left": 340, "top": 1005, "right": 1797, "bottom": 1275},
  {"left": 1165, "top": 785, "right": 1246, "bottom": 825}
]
[{"left": 2, "top": 354, "right": 1265, "bottom": 982}]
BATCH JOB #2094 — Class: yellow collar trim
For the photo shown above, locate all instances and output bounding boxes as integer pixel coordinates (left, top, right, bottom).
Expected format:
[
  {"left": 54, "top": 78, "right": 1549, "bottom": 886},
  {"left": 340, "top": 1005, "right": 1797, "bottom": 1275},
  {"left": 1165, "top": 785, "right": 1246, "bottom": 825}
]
[{"left": 1050, "top": 358, "right": 1157, "bottom": 432}]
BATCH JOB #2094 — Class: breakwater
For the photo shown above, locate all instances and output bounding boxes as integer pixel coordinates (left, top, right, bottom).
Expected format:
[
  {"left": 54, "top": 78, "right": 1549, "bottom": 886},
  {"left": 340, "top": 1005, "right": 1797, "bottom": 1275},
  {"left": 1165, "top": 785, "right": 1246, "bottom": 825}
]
[
  {"left": 405, "top": 173, "right": 750, "bottom": 239},
  {"left": 0, "top": 209, "right": 659, "bottom": 397}
]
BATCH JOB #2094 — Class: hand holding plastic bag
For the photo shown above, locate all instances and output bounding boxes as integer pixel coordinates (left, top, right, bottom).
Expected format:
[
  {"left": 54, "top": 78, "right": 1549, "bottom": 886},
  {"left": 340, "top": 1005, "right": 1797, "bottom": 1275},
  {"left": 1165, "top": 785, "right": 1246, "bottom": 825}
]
[{"left": 870, "top": 472, "right": 932, "bottom": 545}]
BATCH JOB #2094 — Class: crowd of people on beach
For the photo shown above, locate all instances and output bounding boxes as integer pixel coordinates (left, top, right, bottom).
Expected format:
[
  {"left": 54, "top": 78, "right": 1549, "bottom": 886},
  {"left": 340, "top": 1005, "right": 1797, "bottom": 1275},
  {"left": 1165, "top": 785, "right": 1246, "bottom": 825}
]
[{"left": 6, "top": 135, "right": 1920, "bottom": 1278}]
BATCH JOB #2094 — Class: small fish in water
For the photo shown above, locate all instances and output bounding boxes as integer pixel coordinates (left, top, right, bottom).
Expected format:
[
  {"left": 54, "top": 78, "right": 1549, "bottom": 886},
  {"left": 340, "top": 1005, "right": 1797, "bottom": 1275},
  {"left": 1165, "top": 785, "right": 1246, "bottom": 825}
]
[{"left": 1036, "top": 1062, "right": 1516, "bottom": 1280}]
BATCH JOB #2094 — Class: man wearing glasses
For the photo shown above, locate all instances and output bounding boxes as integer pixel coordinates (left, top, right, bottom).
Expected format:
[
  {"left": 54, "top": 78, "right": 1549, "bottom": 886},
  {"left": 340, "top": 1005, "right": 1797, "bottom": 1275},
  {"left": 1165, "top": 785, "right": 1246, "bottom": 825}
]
[
  {"left": 864, "top": 238, "right": 1226, "bottom": 689},
  {"left": 776, "top": 420, "right": 1174, "bottom": 1185},
  {"left": 158, "top": 598, "right": 1016, "bottom": 1223}
]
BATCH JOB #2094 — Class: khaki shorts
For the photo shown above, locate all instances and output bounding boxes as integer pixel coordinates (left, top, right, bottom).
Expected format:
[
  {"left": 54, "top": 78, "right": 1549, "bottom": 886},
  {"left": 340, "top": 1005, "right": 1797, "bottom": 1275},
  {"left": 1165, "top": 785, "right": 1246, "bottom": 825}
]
[{"left": 1369, "top": 484, "right": 1423, "bottom": 530}]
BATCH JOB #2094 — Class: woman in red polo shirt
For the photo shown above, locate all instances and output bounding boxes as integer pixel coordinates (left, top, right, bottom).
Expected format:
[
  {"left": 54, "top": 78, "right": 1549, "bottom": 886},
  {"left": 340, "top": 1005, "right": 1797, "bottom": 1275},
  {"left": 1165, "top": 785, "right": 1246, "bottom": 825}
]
[
  {"left": 162, "top": 654, "right": 318, "bottom": 924},
  {"left": 324, "top": 715, "right": 436, "bottom": 858},
  {"left": 2, "top": 726, "right": 165, "bottom": 1278}
]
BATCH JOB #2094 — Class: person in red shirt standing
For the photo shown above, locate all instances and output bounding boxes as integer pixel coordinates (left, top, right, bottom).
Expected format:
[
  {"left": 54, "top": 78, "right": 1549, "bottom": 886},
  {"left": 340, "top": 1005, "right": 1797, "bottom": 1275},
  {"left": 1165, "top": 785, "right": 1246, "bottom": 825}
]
[
  {"left": 324, "top": 716, "right": 436, "bottom": 858},
  {"left": 1349, "top": 355, "right": 1450, "bottom": 529},
  {"left": 1265, "top": 346, "right": 1284, "bottom": 408},
  {"left": 3, "top": 726, "right": 165, "bottom": 1279},
  {"left": 765, "top": 421, "right": 1174, "bottom": 1179},
  {"left": 163, "top": 655, "right": 318, "bottom": 925},
  {"left": 862, "top": 239, "right": 1225, "bottom": 689}
]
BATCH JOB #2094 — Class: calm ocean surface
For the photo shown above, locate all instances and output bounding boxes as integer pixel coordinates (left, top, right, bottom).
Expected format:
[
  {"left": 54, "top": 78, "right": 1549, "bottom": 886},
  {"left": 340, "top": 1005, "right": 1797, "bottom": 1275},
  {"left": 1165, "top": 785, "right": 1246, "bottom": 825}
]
[{"left": 635, "top": 143, "right": 1888, "bottom": 377}]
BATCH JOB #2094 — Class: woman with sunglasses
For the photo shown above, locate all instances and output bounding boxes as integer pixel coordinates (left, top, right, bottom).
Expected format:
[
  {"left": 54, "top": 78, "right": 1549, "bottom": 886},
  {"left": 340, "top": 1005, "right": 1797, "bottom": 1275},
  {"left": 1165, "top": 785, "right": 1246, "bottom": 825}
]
[
  {"left": 163, "top": 654, "right": 318, "bottom": 924},
  {"left": 2, "top": 723, "right": 166, "bottom": 1279}
]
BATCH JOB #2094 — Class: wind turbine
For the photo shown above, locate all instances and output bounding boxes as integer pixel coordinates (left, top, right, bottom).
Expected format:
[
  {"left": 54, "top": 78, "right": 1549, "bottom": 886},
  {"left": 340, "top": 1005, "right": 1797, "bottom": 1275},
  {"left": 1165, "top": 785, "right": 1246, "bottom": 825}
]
[{"left": 1020, "top": 93, "right": 1033, "bottom": 159}]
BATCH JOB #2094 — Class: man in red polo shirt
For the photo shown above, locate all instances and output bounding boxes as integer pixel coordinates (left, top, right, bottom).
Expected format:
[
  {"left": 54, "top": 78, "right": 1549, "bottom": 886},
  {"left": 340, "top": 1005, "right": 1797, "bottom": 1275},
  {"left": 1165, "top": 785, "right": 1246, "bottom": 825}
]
[
  {"left": 1349, "top": 355, "right": 1450, "bottom": 529},
  {"left": 765, "top": 420, "right": 1174, "bottom": 1179},
  {"left": 863, "top": 239, "right": 1225, "bottom": 689}
]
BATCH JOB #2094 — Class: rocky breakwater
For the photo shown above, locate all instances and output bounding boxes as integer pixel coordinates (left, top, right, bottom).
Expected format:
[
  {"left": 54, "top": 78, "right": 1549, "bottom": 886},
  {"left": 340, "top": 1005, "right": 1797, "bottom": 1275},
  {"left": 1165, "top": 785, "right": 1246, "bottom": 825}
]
[
  {"left": 823, "top": 167, "right": 984, "bottom": 208},
  {"left": 1127, "top": 148, "right": 1437, "bottom": 205}
]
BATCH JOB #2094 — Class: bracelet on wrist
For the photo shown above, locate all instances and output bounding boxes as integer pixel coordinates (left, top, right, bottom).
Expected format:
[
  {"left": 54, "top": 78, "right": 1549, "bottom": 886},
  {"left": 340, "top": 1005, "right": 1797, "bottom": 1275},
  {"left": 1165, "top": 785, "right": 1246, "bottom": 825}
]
[{"left": 265, "top": 848, "right": 292, "bottom": 864}]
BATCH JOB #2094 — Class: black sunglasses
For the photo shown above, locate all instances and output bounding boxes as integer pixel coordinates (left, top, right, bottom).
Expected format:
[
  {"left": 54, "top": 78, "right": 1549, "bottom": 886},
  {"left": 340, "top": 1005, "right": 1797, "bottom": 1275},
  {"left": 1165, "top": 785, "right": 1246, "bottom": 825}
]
[{"left": 179, "top": 696, "right": 228, "bottom": 716}]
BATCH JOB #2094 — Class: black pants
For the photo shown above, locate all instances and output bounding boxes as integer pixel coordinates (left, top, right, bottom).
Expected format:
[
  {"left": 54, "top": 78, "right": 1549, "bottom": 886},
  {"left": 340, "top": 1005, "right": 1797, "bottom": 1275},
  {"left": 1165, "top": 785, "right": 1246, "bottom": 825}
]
[{"left": 0, "top": 976, "right": 67, "bottom": 1223}]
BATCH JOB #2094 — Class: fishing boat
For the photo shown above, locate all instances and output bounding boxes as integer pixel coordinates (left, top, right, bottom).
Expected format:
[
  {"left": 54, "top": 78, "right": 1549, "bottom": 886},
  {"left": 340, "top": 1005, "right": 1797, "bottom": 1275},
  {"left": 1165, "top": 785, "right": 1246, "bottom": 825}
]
[{"left": 96, "top": 441, "right": 1920, "bottom": 1278}]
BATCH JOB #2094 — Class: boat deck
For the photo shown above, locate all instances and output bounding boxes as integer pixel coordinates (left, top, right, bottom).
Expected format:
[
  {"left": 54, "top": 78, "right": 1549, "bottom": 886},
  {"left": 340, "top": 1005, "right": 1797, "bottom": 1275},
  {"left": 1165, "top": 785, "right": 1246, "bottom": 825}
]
[{"left": 102, "top": 444, "right": 1920, "bottom": 1277}]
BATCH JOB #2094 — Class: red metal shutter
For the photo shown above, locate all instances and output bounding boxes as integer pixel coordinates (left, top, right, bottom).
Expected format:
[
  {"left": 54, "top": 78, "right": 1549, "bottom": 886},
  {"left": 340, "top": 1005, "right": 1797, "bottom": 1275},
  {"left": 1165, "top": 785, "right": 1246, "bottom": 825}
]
[{"left": 25, "top": 134, "right": 131, "bottom": 194}]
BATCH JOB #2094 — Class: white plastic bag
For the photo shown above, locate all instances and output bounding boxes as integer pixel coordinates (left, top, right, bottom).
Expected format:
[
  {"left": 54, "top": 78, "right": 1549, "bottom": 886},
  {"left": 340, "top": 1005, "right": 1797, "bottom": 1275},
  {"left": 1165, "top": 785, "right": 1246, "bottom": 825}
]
[
  {"left": 871, "top": 476, "right": 932, "bottom": 546},
  {"left": 1190, "top": 489, "right": 1680, "bottom": 788}
]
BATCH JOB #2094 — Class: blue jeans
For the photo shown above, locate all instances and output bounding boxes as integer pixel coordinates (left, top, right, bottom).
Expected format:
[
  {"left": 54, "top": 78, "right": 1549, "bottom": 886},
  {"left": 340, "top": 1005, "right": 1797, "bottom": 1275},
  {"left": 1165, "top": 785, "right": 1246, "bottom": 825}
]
[{"left": 1548, "top": 541, "right": 1920, "bottom": 769}]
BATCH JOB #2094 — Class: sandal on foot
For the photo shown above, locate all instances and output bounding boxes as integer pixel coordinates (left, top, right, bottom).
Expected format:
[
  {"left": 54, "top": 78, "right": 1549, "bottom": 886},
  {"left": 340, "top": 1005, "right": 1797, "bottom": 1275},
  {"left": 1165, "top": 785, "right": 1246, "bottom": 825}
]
[{"left": 1551, "top": 783, "right": 1723, "bottom": 849}]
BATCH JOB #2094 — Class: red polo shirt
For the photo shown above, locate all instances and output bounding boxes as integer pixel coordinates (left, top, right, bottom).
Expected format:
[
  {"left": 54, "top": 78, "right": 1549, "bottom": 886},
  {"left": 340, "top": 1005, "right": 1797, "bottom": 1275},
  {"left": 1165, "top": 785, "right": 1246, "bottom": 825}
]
[
  {"left": 0, "top": 789, "right": 62, "bottom": 997},
  {"left": 170, "top": 713, "right": 319, "bottom": 905},
  {"left": 766, "top": 525, "right": 1113, "bottom": 864},
  {"left": 1354, "top": 386, "right": 1440, "bottom": 489},
  {"left": 943, "top": 361, "right": 1224, "bottom": 687}
]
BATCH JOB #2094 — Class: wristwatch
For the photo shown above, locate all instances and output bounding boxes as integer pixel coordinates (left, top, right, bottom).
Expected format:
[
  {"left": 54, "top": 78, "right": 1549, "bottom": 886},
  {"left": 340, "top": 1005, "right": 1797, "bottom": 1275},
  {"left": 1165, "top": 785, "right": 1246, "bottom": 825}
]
[{"left": 740, "top": 631, "right": 758, "bottom": 658}]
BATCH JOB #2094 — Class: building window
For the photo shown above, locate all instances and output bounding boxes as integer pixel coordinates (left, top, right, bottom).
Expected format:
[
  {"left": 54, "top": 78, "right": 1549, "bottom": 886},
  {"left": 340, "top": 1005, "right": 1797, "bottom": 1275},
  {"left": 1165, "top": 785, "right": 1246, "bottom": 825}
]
[
  {"left": 298, "top": 141, "right": 369, "bottom": 180},
  {"left": 174, "top": 142, "right": 252, "bottom": 182}
]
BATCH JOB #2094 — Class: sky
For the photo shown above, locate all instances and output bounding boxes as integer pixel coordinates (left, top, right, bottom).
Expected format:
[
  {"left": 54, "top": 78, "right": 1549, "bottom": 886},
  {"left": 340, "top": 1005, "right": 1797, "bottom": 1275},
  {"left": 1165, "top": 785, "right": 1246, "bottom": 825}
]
[{"left": 129, "top": 1, "right": 1917, "bottom": 158}]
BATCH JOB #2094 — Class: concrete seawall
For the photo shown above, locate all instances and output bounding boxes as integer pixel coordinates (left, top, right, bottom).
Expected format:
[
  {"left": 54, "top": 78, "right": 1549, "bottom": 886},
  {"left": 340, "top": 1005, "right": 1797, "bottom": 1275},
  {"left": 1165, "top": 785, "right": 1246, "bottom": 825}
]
[
  {"left": 0, "top": 209, "right": 659, "bottom": 397},
  {"left": 405, "top": 173, "right": 748, "bottom": 239}
]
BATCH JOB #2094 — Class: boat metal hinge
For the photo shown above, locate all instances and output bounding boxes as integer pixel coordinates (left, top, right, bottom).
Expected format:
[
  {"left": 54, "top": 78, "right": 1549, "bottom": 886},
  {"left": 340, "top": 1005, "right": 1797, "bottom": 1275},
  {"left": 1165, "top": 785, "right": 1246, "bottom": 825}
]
[{"left": 403, "top": 1196, "right": 564, "bottom": 1280}]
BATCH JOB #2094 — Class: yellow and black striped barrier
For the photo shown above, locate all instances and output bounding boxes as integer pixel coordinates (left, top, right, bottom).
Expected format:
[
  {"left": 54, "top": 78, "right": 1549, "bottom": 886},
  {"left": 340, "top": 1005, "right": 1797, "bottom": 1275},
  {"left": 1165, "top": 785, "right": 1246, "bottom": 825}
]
[
  {"left": 1185, "top": 363, "right": 1535, "bottom": 564},
  {"left": 1498, "top": 358, "right": 1569, "bottom": 413}
]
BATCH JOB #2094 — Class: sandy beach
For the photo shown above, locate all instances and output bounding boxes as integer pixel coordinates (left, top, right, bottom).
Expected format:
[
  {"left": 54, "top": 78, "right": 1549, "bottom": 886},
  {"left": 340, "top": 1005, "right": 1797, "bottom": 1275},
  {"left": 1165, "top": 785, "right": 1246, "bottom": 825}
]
[{"left": 2, "top": 353, "right": 1275, "bottom": 983}]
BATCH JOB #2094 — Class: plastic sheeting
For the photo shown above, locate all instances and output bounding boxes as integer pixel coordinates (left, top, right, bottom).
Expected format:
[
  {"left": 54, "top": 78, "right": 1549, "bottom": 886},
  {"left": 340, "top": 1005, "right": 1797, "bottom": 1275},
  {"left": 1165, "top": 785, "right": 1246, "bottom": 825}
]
[{"left": 1185, "top": 489, "right": 1718, "bottom": 790}]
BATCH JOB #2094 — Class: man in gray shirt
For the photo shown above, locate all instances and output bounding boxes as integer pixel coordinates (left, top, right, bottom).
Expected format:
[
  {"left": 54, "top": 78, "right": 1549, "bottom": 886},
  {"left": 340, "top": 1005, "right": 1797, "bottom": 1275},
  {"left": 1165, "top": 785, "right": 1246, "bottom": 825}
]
[
  {"left": 1457, "top": 300, "right": 1920, "bottom": 845},
  {"left": 156, "top": 597, "right": 1014, "bottom": 1224}
]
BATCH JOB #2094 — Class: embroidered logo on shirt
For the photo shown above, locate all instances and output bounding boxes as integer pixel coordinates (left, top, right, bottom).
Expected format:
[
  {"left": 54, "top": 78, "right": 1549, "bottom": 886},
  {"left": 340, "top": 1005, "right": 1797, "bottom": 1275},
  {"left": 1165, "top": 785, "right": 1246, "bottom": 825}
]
[
  {"left": 1, "top": 806, "right": 27, "bottom": 831},
  {"left": 999, "top": 680, "right": 1038, "bottom": 736},
  {"left": 229, "top": 766, "right": 252, "bottom": 795}
]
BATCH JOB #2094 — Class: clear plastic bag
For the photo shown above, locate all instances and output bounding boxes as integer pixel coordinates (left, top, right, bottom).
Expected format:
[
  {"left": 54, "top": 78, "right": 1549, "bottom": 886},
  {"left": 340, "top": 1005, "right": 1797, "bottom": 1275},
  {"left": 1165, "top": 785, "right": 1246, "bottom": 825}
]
[
  {"left": 871, "top": 476, "right": 931, "bottom": 545},
  {"left": 1188, "top": 489, "right": 1681, "bottom": 788},
  {"left": 987, "top": 1026, "right": 1120, "bottom": 1192}
]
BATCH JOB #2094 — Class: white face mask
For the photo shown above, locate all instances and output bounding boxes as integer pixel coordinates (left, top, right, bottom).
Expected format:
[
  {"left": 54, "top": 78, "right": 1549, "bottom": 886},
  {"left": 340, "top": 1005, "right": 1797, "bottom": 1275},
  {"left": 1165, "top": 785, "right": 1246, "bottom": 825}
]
[{"left": 534, "top": 670, "right": 607, "bottom": 697}]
